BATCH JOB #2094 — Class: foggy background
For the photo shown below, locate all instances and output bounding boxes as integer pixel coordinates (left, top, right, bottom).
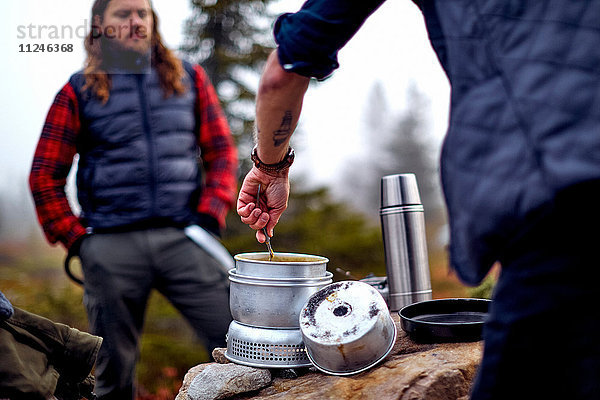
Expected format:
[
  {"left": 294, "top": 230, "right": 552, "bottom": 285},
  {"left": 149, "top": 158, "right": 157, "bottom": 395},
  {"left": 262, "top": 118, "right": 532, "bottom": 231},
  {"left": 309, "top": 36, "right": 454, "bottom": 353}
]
[{"left": 0, "top": 0, "right": 449, "bottom": 242}]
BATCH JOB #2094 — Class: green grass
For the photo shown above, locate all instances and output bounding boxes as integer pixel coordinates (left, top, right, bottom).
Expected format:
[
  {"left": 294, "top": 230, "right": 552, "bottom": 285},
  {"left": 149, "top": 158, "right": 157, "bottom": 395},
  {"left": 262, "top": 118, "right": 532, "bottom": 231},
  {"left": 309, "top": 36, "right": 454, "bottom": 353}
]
[{"left": 0, "top": 238, "right": 208, "bottom": 399}]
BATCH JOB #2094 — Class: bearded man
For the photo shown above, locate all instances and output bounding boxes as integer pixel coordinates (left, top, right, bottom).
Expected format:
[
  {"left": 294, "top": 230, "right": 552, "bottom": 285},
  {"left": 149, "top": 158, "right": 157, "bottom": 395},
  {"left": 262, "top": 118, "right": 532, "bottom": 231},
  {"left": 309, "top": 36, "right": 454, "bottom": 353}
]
[{"left": 29, "top": 0, "right": 238, "bottom": 398}]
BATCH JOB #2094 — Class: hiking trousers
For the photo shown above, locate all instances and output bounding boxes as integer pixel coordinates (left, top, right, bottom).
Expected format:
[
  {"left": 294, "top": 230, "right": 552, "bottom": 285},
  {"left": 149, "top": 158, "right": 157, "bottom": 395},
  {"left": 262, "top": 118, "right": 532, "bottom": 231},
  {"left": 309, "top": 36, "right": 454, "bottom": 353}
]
[{"left": 79, "top": 226, "right": 232, "bottom": 400}]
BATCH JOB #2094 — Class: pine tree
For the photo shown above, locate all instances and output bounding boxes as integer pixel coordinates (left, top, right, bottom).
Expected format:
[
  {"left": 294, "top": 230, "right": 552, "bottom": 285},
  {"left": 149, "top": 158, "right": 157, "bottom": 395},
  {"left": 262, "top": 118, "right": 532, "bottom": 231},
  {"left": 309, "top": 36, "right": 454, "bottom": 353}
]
[
  {"left": 181, "top": 0, "right": 276, "bottom": 173},
  {"left": 384, "top": 84, "right": 443, "bottom": 224},
  {"left": 341, "top": 82, "right": 444, "bottom": 224}
]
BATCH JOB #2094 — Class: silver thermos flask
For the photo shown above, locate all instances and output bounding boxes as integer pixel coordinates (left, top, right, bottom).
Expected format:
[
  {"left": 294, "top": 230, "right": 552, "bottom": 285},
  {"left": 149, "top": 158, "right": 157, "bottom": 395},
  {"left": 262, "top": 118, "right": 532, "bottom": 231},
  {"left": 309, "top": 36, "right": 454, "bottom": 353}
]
[{"left": 380, "top": 173, "right": 432, "bottom": 312}]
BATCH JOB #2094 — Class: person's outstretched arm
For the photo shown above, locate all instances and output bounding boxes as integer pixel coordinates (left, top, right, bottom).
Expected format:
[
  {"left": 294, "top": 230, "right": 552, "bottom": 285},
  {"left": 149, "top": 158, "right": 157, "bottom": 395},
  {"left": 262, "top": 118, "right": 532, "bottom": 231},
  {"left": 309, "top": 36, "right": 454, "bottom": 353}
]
[
  {"left": 237, "top": 0, "right": 384, "bottom": 242},
  {"left": 237, "top": 50, "right": 309, "bottom": 242}
]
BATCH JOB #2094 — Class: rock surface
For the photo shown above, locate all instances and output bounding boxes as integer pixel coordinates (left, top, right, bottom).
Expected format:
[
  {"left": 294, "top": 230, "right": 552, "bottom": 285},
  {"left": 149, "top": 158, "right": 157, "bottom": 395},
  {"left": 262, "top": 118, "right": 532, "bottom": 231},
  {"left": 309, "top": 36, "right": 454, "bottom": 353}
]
[
  {"left": 212, "top": 347, "right": 230, "bottom": 364},
  {"left": 178, "top": 314, "right": 483, "bottom": 400},
  {"left": 177, "top": 363, "right": 272, "bottom": 400}
]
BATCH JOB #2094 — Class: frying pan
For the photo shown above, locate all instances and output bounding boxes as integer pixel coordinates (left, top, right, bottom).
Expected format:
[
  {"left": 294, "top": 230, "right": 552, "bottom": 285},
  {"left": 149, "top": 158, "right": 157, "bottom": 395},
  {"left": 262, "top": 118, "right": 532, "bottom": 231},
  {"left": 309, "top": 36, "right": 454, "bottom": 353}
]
[{"left": 399, "top": 298, "right": 491, "bottom": 343}]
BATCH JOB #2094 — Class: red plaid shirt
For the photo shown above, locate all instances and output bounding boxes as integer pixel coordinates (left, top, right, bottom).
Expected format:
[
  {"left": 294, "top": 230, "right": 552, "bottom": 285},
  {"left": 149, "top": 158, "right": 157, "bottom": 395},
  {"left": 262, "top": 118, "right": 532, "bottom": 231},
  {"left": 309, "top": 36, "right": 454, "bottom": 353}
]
[{"left": 29, "top": 65, "right": 238, "bottom": 250}]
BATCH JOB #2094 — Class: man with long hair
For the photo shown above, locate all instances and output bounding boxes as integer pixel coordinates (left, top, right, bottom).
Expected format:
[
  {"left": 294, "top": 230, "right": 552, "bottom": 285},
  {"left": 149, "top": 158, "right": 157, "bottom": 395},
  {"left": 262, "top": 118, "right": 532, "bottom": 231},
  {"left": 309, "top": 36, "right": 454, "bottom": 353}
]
[{"left": 29, "top": 0, "right": 238, "bottom": 398}]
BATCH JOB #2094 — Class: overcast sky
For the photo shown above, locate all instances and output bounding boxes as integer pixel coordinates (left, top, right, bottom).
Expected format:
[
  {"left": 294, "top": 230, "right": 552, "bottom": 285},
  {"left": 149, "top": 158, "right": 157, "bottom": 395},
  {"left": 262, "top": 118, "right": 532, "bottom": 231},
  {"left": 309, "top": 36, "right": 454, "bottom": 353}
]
[{"left": 0, "top": 0, "right": 449, "bottom": 192}]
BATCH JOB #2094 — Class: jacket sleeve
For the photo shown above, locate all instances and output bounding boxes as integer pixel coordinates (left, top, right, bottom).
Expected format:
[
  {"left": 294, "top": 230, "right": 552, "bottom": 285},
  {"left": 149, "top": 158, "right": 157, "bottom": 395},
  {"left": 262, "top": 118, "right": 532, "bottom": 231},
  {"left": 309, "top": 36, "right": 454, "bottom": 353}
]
[
  {"left": 274, "top": 0, "right": 386, "bottom": 79},
  {"left": 29, "top": 82, "right": 87, "bottom": 250},
  {"left": 0, "top": 308, "right": 102, "bottom": 399},
  {"left": 193, "top": 65, "right": 239, "bottom": 228}
]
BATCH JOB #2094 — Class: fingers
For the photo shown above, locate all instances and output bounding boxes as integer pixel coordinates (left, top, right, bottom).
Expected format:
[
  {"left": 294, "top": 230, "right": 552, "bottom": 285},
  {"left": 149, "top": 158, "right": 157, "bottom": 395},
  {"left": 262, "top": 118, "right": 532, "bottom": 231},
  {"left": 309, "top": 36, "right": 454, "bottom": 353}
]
[
  {"left": 237, "top": 187, "right": 259, "bottom": 216},
  {"left": 240, "top": 207, "right": 270, "bottom": 230},
  {"left": 256, "top": 229, "right": 267, "bottom": 243},
  {"left": 237, "top": 167, "right": 290, "bottom": 243},
  {"left": 236, "top": 172, "right": 261, "bottom": 215},
  {"left": 238, "top": 198, "right": 271, "bottom": 241},
  {"left": 264, "top": 214, "right": 280, "bottom": 237},
  {"left": 237, "top": 202, "right": 255, "bottom": 218}
]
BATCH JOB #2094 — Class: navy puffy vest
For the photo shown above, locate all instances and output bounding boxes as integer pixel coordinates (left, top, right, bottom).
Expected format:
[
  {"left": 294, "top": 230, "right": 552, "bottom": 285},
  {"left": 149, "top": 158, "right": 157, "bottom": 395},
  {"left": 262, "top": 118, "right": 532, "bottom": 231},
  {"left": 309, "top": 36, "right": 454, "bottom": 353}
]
[
  {"left": 416, "top": 1, "right": 600, "bottom": 284},
  {"left": 69, "top": 61, "right": 200, "bottom": 230}
]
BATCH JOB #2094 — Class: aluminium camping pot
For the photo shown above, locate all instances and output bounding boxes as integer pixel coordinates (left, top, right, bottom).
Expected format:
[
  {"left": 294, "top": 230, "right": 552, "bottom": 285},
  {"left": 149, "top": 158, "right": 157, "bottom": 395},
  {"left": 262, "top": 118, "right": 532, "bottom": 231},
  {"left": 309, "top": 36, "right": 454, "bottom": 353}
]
[{"left": 229, "top": 252, "right": 333, "bottom": 328}]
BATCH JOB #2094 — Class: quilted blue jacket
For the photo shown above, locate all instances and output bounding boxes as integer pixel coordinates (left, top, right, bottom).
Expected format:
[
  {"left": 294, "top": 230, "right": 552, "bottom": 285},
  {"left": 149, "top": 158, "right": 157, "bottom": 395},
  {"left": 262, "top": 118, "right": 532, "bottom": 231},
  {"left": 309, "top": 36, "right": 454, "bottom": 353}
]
[
  {"left": 275, "top": 0, "right": 600, "bottom": 284},
  {"left": 422, "top": 1, "right": 600, "bottom": 284},
  {"left": 69, "top": 60, "right": 200, "bottom": 231}
]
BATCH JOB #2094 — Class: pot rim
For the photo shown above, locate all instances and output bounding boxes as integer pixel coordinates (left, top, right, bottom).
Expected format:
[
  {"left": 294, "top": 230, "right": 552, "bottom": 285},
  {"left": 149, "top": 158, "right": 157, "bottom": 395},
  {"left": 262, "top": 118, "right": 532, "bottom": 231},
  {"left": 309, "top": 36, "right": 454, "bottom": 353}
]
[
  {"left": 234, "top": 252, "right": 329, "bottom": 265},
  {"left": 399, "top": 298, "right": 491, "bottom": 326},
  {"left": 229, "top": 270, "right": 333, "bottom": 287},
  {"left": 304, "top": 322, "right": 397, "bottom": 376}
]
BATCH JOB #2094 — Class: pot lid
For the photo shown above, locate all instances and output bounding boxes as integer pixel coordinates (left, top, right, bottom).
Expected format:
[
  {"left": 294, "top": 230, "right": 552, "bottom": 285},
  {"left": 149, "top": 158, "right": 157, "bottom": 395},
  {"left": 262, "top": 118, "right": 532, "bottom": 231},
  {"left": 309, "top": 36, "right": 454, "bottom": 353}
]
[{"left": 300, "top": 281, "right": 390, "bottom": 344}]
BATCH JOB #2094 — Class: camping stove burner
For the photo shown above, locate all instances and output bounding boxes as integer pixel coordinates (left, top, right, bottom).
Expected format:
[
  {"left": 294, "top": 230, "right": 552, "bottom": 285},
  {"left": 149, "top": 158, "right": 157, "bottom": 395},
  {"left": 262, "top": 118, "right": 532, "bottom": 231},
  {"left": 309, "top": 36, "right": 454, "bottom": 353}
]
[{"left": 225, "top": 321, "right": 312, "bottom": 368}]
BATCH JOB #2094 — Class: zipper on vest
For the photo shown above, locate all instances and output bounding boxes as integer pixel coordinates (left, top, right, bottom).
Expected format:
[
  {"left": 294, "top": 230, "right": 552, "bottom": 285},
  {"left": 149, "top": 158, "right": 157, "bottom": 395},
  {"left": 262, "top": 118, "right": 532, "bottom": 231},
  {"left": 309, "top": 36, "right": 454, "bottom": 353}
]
[{"left": 137, "top": 74, "right": 158, "bottom": 216}]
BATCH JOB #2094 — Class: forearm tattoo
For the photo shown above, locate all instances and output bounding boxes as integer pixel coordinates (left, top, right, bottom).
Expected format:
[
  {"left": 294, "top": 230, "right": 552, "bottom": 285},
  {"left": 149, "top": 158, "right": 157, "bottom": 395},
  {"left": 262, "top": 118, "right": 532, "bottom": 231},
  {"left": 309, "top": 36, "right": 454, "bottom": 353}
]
[{"left": 273, "top": 111, "right": 293, "bottom": 147}]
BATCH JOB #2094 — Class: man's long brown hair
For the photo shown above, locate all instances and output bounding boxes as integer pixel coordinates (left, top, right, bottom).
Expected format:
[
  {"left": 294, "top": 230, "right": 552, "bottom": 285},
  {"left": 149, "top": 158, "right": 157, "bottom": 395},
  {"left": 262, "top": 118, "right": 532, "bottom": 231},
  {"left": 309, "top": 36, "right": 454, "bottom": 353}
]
[{"left": 83, "top": 0, "right": 186, "bottom": 103}]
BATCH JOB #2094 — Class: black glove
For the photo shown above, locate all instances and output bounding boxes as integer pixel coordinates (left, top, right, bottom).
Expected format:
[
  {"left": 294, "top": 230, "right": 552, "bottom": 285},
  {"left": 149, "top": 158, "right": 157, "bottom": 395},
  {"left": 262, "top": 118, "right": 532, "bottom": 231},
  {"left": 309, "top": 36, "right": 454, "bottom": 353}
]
[
  {"left": 68, "top": 234, "right": 89, "bottom": 258},
  {"left": 195, "top": 213, "right": 221, "bottom": 238}
]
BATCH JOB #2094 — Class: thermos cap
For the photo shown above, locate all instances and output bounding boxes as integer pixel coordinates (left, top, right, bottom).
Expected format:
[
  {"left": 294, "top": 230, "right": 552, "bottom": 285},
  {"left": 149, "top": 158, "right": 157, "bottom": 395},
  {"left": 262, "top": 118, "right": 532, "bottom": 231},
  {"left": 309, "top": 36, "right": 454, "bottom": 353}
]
[{"left": 380, "top": 174, "right": 422, "bottom": 208}]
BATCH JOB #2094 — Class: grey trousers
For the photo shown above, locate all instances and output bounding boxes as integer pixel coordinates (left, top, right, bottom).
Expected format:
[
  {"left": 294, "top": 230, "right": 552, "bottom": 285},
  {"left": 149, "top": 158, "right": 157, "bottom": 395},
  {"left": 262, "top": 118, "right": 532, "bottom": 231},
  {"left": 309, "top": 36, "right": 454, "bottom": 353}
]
[{"left": 79, "top": 227, "right": 232, "bottom": 400}]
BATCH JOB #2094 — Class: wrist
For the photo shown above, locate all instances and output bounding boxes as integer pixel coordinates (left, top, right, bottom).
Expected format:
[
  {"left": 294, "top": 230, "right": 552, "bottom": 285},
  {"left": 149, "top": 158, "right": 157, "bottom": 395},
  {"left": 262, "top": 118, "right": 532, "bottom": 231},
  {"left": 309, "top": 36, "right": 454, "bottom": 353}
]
[
  {"left": 252, "top": 165, "right": 290, "bottom": 180},
  {"left": 251, "top": 145, "right": 294, "bottom": 176}
]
